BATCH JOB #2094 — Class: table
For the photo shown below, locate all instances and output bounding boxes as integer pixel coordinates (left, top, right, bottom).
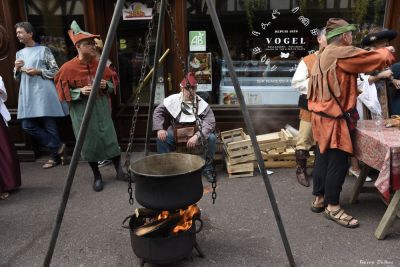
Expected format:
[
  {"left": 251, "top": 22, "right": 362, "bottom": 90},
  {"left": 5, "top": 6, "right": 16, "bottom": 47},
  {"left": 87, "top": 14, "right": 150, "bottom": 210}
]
[{"left": 350, "top": 120, "right": 400, "bottom": 239}]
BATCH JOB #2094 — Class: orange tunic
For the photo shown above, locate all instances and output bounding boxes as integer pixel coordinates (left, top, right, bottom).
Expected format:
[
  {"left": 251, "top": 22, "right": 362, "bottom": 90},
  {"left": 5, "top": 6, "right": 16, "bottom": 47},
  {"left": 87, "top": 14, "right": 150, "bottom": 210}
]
[
  {"left": 299, "top": 53, "right": 317, "bottom": 122},
  {"left": 308, "top": 45, "right": 395, "bottom": 154}
]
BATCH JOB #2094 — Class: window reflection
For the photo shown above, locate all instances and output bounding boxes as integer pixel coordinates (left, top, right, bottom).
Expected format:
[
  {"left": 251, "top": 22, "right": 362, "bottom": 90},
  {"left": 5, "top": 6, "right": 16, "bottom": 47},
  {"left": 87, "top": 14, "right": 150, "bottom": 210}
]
[
  {"left": 187, "top": 0, "right": 387, "bottom": 106},
  {"left": 25, "top": 0, "right": 84, "bottom": 66}
]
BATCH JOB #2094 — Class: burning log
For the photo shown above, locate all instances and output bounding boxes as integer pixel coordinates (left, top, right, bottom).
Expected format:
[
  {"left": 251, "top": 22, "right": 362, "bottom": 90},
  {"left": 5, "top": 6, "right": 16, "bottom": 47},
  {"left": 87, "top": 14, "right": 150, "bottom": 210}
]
[
  {"left": 134, "top": 208, "right": 160, "bottom": 218},
  {"left": 133, "top": 205, "right": 201, "bottom": 237},
  {"left": 134, "top": 212, "right": 182, "bottom": 237}
]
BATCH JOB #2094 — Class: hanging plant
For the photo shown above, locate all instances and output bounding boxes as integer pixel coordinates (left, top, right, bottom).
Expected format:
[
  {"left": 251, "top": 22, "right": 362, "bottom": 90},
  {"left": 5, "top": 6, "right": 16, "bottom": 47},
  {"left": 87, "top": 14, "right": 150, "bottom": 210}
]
[
  {"left": 373, "top": 0, "right": 383, "bottom": 24},
  {"left": 241, "top": 0, "right": 264, "bottom": 32},
  {"left": 299, "top": 0, "right": 308, "bottom": 15},
  {"left": 353, "top": 0, "right": 369, "bottom": 24}
]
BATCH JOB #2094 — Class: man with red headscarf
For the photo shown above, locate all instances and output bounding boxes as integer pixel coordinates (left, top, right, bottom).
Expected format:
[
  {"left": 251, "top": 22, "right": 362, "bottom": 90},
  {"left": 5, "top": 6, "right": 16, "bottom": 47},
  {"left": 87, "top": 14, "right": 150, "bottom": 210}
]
[
  {"left": 153, "top": 73, "right": 217, "bottom": 182},
  {"left": 54, "top": 21, "right": 123, "bottom": 192},
  {"left": 308, "top": 18, "right": 395, "bottom": 228}
]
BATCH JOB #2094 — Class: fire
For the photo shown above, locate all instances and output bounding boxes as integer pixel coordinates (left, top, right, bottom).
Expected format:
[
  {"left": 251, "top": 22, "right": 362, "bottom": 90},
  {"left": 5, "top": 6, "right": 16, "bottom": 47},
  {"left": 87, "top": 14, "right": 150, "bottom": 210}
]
[
  {"left": 157, "top": 210, "right": 169, "bottom": 220},
  {"left": 155, "top": 204, "right": 200, "bottom": 234},
  {"left": 172, "top": 204, "right": 200, "bottom": 234}
]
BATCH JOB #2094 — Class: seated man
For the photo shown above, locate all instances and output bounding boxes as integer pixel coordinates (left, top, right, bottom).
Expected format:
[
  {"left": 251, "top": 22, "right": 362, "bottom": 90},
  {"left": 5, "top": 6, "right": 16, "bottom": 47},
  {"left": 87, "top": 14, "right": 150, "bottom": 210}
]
[{"left": 153, "top": 73, "right": 217, "bottom": 182}]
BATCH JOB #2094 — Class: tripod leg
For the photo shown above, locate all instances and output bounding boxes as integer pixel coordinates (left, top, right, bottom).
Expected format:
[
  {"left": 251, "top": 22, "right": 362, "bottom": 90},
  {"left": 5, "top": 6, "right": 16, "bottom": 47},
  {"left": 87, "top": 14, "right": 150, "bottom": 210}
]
[{"left": 194, "top": 242, "right": 205, "bottom": 258}]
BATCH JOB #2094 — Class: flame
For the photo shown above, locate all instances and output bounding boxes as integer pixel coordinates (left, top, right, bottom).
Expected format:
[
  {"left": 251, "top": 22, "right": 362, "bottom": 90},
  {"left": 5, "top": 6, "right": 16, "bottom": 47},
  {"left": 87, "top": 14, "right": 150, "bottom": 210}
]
[
  {"left": 152, "top": 205, "right": 200, "bottom": 234},
  {"left": 172, "top": 204, "right": 200, "bottom": 234},
  {"left": 157, "top": 210, "right": 169, "bottom": 220}
]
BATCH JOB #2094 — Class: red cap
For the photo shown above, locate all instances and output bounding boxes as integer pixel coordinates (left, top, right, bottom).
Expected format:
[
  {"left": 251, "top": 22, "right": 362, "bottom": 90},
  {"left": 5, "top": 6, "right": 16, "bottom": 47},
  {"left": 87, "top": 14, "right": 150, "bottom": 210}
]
[
  {"left": 180, "top": 72, "right": 198, "bottom": 88},
  {"left": 68, "top": 20, "right": 100, "bottom": 45}
]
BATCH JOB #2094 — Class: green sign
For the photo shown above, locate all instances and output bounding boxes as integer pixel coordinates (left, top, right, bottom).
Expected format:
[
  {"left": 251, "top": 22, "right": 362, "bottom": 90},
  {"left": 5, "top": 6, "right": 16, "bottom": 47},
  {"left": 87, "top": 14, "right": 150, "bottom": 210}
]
[{"left": 189, "top": 31, "right": 206, "bottom": 51}]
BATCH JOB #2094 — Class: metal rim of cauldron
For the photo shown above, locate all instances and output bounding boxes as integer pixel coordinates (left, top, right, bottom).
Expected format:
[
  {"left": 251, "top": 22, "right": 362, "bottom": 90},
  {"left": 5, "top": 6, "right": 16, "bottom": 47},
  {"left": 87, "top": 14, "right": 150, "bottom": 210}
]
[
  {"left": 129, "top": 153, "right": 205, "bottom": 177},
  {"left": 130, "top": 153, "right": 205, "bottom": 211}
]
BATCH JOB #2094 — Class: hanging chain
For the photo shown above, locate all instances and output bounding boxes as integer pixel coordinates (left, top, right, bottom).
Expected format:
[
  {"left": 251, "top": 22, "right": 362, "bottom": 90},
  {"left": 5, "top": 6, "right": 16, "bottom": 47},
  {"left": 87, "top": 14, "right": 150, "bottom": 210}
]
[
  {"left": 166, "top": 0, "right": 217, "bottom": 203},
  {"left": 125, "top": 0, "right": 158, "bottom": 205},
  {"left": 165, "top": 0, "right": 187, "bottom": 78}
]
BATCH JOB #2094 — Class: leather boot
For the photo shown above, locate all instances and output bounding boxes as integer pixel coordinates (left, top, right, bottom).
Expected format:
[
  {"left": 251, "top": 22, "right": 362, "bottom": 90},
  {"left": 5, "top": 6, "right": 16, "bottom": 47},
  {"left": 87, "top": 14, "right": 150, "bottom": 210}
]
[
  {"left": 295, "top": 149, "right": 310, "bottom": 187},
  {"left": 93, "top": 176, "right": 103, "bottom": 192}
]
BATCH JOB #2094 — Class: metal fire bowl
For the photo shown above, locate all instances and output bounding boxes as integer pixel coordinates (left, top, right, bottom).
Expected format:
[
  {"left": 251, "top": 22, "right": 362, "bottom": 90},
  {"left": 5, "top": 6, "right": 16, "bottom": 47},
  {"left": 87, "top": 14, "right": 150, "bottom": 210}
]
[
  {"left": 130, "top": 224, "right": 196, "bottom": 265},
  {"left": 130, "top": 153, "right": 205, "bottom": 211}
]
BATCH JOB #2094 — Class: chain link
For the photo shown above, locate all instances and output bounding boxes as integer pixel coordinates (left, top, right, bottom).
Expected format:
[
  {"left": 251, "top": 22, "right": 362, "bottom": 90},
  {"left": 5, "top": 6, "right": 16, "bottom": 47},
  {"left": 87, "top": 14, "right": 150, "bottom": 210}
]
[
  {"left": 124, "top": 0, "right": 158, "bottom": 205},
  {"left": 165, "top": 0, "right": 217, "bottom": 203},
  {"left": 165, "top": 0, "right": 188, "bottom": 78}
]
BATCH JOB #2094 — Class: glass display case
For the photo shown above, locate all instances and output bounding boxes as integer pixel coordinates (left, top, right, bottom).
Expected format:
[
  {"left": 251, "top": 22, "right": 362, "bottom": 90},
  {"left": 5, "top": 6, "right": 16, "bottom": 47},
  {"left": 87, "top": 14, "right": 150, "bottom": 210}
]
[{"left": 219, "top": 60, "right": 299, "bottom": 105}]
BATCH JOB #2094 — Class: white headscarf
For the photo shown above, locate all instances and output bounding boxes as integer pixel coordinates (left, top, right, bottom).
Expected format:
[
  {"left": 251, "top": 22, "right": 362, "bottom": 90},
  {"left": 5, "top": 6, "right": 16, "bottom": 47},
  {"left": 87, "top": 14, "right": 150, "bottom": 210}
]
[{"left": 0, "top": 76, "right": 11, "bottom": 126}]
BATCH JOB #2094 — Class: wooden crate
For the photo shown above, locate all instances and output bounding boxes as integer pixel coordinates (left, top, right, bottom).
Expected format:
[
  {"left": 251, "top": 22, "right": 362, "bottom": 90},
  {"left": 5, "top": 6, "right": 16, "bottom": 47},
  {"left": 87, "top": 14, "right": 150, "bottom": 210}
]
[
  {"left": 228, "top": 171, "right": 254, "bottom": 178},
  {"left": 221, "top": 129, "right": 290, "bottom": 158},
  {"left": 220, "top": 128, "right": 247, "bottom": 145},
  {"left": 225, "top": 157, "right": 254, "bottom": 173}
]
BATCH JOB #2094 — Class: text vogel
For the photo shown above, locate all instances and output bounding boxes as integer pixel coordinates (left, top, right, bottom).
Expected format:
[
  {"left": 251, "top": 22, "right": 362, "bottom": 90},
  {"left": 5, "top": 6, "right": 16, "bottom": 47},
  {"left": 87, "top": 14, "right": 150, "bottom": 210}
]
[{"left": 266, "top": 37, "right": 305, "bottom": 45}]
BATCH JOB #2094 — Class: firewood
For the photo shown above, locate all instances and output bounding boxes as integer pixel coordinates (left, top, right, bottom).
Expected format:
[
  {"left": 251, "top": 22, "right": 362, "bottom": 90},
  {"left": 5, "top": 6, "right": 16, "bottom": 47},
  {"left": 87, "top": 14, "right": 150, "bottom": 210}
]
[
  {"left": 135, "top": 208, "right": 160, "bottom": 218},
  {"left": 134, "top": 213, "right": 183, "bottom": 237}
]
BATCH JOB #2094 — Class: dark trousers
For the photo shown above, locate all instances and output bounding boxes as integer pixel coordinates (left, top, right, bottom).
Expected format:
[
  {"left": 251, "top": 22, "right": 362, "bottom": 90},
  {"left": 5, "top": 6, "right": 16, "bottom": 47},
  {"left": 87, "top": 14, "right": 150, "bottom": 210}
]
[{"left": 312, "top": 145, "right": 349, "bottom": 205}]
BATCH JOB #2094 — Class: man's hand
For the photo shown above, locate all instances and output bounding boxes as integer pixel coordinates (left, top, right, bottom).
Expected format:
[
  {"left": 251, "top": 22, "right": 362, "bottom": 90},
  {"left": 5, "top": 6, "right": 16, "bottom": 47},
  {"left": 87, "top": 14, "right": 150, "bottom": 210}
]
[
  {"left": 24, "top": 68, "right": 42, "bottom": 76},
  {"left": 99, "top": 79, "right": 107, "bottom": 89},
  {"left": 187, "top": 134, "right": 199, "bottom": 149},
  {"left": 14, "top": 59, "right": 24, "bottom": 71},
  {"left": 80, "top": 85, "right": 92, "bottom": 96},
  {"left": 157, "top": 130, "right": 168, "bottom": 142},
  {"left": 386, "top": 46, "right": 396, "bottom": 53},
  {"left": 392, "top": 79, "right": 400, "bottom": 89}
]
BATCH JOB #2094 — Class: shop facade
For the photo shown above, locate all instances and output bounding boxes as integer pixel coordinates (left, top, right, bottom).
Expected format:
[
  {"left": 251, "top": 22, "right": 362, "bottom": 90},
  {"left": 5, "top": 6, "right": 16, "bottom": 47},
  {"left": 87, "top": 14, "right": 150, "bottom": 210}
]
[{"left": 0, "top": 0, "right": 399, "bottom": 159}]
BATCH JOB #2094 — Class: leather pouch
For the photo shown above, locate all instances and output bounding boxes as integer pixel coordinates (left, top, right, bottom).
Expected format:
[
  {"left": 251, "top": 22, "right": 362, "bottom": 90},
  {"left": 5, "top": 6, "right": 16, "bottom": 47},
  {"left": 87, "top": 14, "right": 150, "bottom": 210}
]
[{"left": 174, "top": 126, "right": 196, "bottom": 143}]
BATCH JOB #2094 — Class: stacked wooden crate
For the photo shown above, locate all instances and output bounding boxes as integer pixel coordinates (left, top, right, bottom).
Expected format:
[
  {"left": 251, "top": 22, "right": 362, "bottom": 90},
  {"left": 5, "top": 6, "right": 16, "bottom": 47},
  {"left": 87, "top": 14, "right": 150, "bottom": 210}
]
[{"left": 221, "top": 128, "right": 314, "bottom": 178}]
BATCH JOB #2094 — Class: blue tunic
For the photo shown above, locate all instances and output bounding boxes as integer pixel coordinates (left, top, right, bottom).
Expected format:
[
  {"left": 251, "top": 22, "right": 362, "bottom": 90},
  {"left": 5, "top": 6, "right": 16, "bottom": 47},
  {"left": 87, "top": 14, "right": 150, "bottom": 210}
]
[{"left": 14, "top": 45, "right": 68, "bottom": 119}]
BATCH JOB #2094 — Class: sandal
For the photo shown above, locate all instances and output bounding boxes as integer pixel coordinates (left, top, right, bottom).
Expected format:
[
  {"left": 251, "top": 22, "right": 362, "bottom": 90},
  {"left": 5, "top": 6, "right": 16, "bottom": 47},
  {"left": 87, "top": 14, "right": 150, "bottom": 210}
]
[
  {"left": 42, "top": 159, "right": 60, "bottom": 169},
  {"left": 310, "top": 200, "right": 325, "bottom": 213},
  {"left": 324, "top": 208, "right": 359, "bottom": 228},
  {"left": 0, "top": 192, "right": 9, "bottom": 200}
]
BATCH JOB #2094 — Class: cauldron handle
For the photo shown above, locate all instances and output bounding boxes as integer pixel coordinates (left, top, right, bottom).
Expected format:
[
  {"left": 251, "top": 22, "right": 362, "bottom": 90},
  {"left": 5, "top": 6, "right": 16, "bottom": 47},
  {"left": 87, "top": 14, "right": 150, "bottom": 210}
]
[
  {"left": 122, "top": 215, "right": 133, "bottom": 229},
  {"left": 194, "top": 218, "right": 203, "bottom": 233}
]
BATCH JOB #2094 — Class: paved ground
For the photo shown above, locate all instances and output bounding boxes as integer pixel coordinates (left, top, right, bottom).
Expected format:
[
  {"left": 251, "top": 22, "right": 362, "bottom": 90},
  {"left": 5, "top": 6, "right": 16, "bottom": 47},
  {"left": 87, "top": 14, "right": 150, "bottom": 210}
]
[{"left": 1, "top": 156, "right": 400, "bottom": 267}]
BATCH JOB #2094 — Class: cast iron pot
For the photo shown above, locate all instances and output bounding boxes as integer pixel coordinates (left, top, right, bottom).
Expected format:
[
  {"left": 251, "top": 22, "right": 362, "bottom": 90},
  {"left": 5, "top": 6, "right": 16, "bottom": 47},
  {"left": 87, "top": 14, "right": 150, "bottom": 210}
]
[
  {"left": 129, "top": 153, "right": 205, "bottom": 211},
  {"left": 123, "top": 214, "right": 203, "bottom": 265}
]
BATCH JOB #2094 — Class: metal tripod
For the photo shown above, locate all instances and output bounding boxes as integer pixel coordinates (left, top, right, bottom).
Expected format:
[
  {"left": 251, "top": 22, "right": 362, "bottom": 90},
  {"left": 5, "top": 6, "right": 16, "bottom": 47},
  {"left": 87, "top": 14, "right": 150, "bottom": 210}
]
[{"left": 44, "top": 0, "right": 295, "bottom": 266}]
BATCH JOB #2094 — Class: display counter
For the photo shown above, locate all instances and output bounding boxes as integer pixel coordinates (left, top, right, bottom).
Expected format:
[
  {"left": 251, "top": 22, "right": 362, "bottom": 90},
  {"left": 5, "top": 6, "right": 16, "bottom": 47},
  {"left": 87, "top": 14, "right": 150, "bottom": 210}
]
[{"left": 219, "top": 60, "right": 299, "bottom": 105}]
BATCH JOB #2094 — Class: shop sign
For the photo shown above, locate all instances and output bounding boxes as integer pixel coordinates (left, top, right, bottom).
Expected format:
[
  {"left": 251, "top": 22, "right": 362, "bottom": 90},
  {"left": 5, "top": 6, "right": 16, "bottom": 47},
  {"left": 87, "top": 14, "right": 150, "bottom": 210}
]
[
  {"left": 122, "top": 2, "right": 153, "bottom": 20},
  {"left": 189, "top": 31, "right": 206, "bottom": 51},
  {"left": 188, "top": 52, "right": 212, "bottom": 92},
  {"left": 251, "top": 6, "right": 319, "bottom": 72}
]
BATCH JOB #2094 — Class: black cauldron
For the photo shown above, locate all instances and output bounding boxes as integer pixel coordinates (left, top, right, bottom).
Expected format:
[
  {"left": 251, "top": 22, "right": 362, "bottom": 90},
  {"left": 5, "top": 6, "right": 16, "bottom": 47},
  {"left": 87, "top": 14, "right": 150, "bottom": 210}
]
[
  {"left": 123, "top": 215, "right": 203, "bottom": 265},
  {"left": 129, "top": 153, "right": 205, "bottom": 211}
]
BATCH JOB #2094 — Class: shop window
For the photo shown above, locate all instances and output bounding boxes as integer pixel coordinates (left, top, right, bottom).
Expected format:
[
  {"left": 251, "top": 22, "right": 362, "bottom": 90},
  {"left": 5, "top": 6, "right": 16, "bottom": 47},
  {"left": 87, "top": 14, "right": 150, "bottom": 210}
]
[
  {"left": 115, "top": 0, "right": 163, "bottom": 105},
  {"left": 187, "top": 0, "right": 388, "bottom": 106},
  {"left": 25, "top": 0, "right": 85, "bottom": 67}
]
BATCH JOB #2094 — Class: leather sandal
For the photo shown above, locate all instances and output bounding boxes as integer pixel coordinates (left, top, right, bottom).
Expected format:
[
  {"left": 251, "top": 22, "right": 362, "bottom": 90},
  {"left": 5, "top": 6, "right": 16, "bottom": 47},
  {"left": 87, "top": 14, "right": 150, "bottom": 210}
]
[
  {"left": 0, "top": 192, "right": 9, "bottom": 200},
  {"left": 324, "top": 208, "right": 359, "bottom": 228},
  {"left": 310, "top": 200, "right": 325, "bottom": 213},
  {"left": 42, "top": 159, "right": 60, "bottom": 169}
]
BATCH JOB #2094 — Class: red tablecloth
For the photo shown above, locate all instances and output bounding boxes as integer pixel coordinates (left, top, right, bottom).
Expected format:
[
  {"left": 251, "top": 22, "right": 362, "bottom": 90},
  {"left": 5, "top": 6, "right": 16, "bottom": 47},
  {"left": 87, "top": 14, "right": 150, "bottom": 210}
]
[{"left": 353, "top": 120, "right": 400, "bottom": 201}]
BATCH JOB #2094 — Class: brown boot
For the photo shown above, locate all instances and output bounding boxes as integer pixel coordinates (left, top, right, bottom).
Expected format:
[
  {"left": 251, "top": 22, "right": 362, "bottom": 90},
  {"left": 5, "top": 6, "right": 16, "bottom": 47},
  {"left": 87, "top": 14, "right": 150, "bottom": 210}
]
[{"left": 295, "top": 150, "right": 310, "bottom": 187}]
